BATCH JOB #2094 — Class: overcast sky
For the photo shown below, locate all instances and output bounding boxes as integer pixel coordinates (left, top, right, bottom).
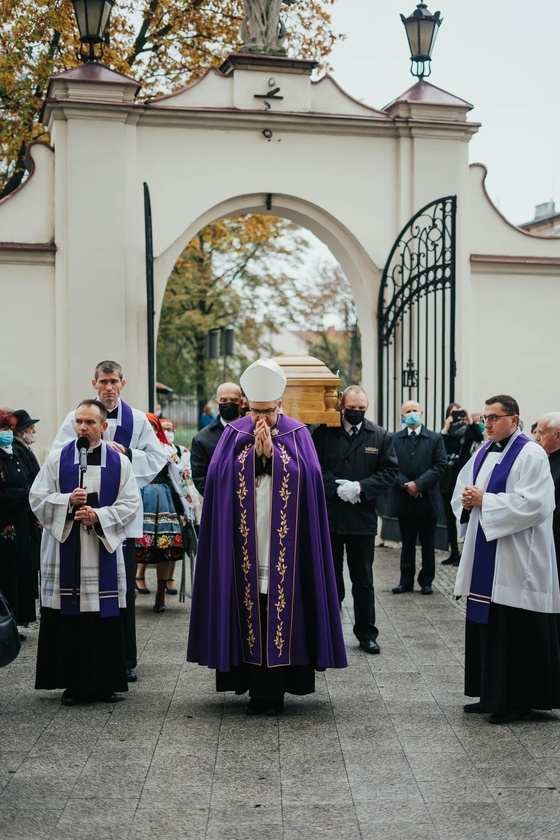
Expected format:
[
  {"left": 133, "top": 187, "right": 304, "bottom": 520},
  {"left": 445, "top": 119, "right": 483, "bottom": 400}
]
[{"left": 326, "top": 0, "right": 560, "bottom": 226}]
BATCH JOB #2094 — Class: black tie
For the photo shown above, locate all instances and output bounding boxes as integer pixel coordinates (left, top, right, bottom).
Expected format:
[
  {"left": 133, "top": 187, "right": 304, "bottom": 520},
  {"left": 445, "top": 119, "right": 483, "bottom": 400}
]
[
  {"left": 409, "top": 430, "right": 417, "bottom": 437},
  {"left": 350, "top": 426, "right": 358, "bottom": 437},
  {"left": 106, "top": 408, "right": 118, "bottom": 419}
]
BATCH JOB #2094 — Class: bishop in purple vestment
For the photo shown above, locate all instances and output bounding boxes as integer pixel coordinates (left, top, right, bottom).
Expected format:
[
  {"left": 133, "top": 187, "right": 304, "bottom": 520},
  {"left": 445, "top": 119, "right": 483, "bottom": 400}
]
[{"left": 187, "top": 359, "right": 347, "bottom": 715}]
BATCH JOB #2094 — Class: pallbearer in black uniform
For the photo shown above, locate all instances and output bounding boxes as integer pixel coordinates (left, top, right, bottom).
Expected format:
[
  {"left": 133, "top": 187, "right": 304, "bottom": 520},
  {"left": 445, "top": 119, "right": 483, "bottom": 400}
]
[{"left": 312, "top": 386, "right": 398, "bottom": 654}]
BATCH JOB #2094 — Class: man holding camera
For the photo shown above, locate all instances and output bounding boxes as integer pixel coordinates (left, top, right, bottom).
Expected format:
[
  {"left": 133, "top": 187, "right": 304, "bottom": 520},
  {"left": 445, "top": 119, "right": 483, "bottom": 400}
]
[
  {"left": 440, "top": 404, "right": 484, "bottom": 565},
  {"left": 390, "top": 401, "right": 447, "bottom": 595}
]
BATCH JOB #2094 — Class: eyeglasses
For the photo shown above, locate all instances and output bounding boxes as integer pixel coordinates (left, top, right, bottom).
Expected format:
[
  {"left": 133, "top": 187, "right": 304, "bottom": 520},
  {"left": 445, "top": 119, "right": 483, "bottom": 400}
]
[
  {"left": 249, "top": 407, "right": 277, "bottom": 416},
  {"left": 481, "top": 414, "right": 515, "bottom": 424}
]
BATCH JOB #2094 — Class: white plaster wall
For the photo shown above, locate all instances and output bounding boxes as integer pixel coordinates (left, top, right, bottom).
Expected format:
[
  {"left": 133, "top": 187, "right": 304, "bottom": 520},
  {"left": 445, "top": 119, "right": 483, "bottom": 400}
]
[
  {"left": 467, "top": 270, "right": 558, "bottom": 423},
  {"left": 2, "top": 61, "right": 559, "bottom": 440},
  {"left": 0, "top": 262, "right": 56, "bottom": 460}
]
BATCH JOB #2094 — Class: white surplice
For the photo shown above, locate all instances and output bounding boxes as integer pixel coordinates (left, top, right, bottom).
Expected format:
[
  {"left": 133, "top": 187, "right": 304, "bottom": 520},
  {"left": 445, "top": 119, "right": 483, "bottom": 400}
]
[
  {"left": 452, "top": 430, "right": 560, "bottom": 614},
  {"left": 50, "top": 400, "right": 166, "bottom": 536},
  {"left": 30, "top": 442, "right": 140, "bottom": 612}
]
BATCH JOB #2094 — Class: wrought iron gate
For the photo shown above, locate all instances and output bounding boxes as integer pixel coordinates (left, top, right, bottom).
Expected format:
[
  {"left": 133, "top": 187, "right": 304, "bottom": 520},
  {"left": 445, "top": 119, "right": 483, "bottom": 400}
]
[{"left": 377, "top": 195, "right": 457, "bottom": 431}]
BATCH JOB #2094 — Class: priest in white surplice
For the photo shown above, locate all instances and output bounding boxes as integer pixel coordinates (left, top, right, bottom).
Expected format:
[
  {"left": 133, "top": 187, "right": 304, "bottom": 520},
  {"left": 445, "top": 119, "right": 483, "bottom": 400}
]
[
  {"left": 31, "top": 400, "right": 140, "bottom": 706},
  {"left": 452, "top": 394, "right": 560, "bottom": 724}
]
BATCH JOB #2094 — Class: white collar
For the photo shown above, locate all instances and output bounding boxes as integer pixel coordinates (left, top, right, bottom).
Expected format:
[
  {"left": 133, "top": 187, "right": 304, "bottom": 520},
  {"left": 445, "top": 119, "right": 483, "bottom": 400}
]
[{"left": 342, "top": 418, "right": 362, "bottom": 434}]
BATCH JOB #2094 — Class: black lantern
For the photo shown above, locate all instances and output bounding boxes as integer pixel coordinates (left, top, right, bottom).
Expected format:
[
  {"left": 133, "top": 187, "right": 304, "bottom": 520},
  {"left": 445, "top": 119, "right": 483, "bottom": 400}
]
[
  {"left": 71, "top": 0, "right": 115, "bottom": 61},
  {"left": 400, "top": 3, "right": 442, "bottom": 79}
]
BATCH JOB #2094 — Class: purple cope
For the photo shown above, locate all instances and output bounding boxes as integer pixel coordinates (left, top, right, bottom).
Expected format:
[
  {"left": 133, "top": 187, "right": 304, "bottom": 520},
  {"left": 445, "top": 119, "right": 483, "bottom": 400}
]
[{"left": 187, "top": 414, "right": 348, "bottom": 673}]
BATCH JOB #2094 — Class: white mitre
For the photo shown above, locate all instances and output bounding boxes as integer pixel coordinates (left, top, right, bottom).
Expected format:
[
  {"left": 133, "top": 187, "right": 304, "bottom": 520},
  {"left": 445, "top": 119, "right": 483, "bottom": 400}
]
[{"left": 240, "top": 358, "right": 287, "bottom": 402}]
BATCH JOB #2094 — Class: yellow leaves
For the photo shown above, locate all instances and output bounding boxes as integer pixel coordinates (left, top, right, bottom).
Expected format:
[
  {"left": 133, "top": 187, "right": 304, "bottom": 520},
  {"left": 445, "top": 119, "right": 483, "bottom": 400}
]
[{"left": 0, "top": 0, "right": 339, "bottom": 195}]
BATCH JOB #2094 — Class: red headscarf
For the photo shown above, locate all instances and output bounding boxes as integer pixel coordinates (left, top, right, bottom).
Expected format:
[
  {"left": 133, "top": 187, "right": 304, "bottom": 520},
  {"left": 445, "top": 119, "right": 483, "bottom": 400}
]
[{"left": 146, "top": 412, "right": 168, "bottom": 446}]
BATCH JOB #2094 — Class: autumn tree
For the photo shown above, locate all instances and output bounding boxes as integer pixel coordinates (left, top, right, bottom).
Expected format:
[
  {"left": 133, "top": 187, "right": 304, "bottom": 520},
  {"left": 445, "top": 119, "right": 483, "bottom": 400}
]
[
  {"left": 156, "top": 214, "right": 313, "bottom": 411},
  {"left": 297, "top": 262, "right": 362, "bottom": 388},
  {"left": 0, "top": 0, "right": 338, "bottom": 197}
]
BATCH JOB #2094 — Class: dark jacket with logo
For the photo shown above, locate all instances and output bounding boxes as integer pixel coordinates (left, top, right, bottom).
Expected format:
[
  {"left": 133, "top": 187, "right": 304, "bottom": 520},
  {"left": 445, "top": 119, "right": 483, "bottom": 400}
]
[
  {"left": 312, "top": 419, "right": 398, "bottom": 535},
  {"left": 389, "top": 426, "right": 447, "bottom": 519}
]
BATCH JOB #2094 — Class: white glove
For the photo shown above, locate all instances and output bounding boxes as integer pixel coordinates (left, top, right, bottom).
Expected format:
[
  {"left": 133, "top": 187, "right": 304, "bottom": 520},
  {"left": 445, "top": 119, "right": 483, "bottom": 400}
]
[{"left": 335, "top": 479, "right": 362, "bottom": 504}]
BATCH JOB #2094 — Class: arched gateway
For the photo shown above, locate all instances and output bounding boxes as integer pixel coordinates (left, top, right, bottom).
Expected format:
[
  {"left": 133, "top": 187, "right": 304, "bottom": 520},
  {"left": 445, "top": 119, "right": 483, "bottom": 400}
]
[{"left": 1, "top": 52, "right": 559, "bottom": 453}]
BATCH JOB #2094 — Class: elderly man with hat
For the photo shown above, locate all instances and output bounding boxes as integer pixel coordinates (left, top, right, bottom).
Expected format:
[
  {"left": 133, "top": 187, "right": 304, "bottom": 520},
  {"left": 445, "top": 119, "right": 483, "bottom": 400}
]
[
  {"left": 187, "top": 358, "right": 347, "bottom": 715},
  {"left": 13, "top": 410, "right": 41, "bottom": 484}
]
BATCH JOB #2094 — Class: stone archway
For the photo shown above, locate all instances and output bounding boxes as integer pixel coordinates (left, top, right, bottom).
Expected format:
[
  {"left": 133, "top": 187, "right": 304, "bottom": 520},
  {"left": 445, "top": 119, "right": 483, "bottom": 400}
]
[
  {"left": 153, "top": 192, "right": 381, "bottom": 401},
  {"left": 5, "top": 53, "right": 559, "bottom": 451}
]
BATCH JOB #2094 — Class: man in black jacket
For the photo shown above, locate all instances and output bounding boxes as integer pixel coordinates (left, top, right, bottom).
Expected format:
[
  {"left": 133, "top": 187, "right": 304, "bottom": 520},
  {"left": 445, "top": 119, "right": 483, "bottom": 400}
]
[
  {"left": 312, "top": 386, "right": 398, "bottom": 654},
  {"left": 390, "top": 401, "right": 447, "bottom": 595},
  {"left": 191, "top": 382, "right": 244, "bottom": 496}
]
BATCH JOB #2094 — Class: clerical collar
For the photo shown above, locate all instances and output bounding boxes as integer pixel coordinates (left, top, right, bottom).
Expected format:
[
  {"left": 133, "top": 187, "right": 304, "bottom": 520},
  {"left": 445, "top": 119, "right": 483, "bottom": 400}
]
[
  {"left": 86, "top": 443, "right": 103, "bottom": 465},
  {"left": 488, "top": 432, "right": 514, "bottom": 453},
  {"left": 106, "top": 404, "right": 120, "bottom": 420},
  {"left": 408, "top": 425, "right": 422, "bottom": 435}
]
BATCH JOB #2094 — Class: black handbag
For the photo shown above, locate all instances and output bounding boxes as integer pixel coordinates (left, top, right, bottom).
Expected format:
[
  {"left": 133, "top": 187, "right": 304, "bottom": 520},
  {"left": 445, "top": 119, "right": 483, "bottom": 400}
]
[{"left": 0, "top": 590, "right": 21, "bottom": 667}]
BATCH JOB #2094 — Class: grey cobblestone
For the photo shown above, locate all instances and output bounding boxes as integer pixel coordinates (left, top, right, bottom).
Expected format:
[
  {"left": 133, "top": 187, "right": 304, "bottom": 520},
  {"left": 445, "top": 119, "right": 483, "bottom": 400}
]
[{"left": 1, "top": 545, "right": 558, "bottom": 839}]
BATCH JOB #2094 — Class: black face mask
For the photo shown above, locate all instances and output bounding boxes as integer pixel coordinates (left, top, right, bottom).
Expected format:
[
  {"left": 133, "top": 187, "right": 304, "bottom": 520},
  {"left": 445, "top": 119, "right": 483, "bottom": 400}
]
[
  {"left": 218, "top": 402, "right": 240, "bottom": 422},
  {"left": 344, "top": 409, "right": 366, "bottom": 426}
]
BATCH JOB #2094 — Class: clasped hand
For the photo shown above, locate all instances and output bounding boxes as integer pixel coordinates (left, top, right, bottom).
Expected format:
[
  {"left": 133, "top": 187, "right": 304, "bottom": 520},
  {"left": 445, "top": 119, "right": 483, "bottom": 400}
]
[
  {"left": 461, "top": 484, "right": 484, "bottom": 510},
  {"left": 335, "top": 479, "right": 361, "bottom": 504},
  {"left": 254, "top": 417, "right": 273, "bottom": 459}
]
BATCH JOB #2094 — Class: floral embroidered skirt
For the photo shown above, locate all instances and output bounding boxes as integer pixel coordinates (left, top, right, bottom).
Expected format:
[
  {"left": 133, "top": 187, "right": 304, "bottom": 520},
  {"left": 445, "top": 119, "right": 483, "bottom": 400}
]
[{"left": 135, "top": 482, "right": 184, "bottom": 564}]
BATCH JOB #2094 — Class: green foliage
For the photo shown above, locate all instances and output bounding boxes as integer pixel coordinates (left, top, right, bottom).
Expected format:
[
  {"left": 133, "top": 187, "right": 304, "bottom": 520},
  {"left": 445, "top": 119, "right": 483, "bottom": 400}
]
[
  {"left": 157, "top": 222, "right": 361, "bottom": 402},
  {"left": 156, "top": 214, "right": 313, "bottom": 406},
  {"left": 0, "top": 0, "right": 339, "bottom": 196}
]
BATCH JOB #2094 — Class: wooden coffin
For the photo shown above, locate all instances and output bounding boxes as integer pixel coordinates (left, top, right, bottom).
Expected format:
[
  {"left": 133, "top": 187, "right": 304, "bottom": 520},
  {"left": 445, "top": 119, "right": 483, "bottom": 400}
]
[{"left": 273, "top": 355, "right": 342, "bottom": 427}]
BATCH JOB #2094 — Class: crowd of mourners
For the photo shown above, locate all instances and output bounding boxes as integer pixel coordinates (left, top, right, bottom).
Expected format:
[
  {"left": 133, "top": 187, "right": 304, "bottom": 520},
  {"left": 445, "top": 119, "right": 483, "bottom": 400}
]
[{"left": 2, "top": 358, "right": 560, "bottom": 724}]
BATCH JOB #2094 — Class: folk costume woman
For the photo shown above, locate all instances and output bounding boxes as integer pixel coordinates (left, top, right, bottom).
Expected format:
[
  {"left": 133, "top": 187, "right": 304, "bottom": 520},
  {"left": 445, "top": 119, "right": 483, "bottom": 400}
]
[
  {"left": 135, "top": 414, "right": 187, "bottom": 613},
  {"left": 159, "top": 417, "right": 201, "bottom": 594}
]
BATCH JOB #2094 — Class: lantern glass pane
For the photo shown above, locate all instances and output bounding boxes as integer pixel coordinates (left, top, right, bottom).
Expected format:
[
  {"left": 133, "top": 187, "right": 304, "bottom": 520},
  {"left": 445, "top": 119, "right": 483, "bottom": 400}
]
[
  {"left": 418, "top": 20, "right": 437, "bottom": 56},
  {"left": 72, "top": 0, "right": 112, "bottom": 40},
  {"left": 72, "top": 0, "right": 88, "bottom": 37}
]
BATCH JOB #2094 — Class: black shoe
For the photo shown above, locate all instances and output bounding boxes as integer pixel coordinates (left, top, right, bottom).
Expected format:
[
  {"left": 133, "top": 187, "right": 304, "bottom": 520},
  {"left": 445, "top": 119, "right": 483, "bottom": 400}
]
[
  {"left": 134, "top": 578, "right": 151, "bottom": 594},
  {"left": 165, "top": 579, "right": 178, "bottom": 595},
  {"left": 420, "top": 585, "right": 433, "bottom": 595},
  {"left": 153, "top": 601, "right": 165, "bottom": 613},
  {"left": 264, "top": 699, "right": 285, "bottom": 716},
  {"left": 488, "top": 709, "right": 531, "bottom": 724},
  {"left": 392, "top": 584, "right": 413, "bottom": 594},
  {"left": 61, "top": 689, "right": 82, "bottom": 707},
  {"left": 245, "top": 698, "right": 264, "bottom": 716},
  {"left": 359, "top": 639, "right": 380, "bottom": 654},
  {"left": 126, "top": 669, "right": 137, "bottom": 683},
  {"left": 441, "top": 554, "right": 460, "bottom": 566},
  {"left": 463, "top": 701, "right": 486, "bottom": 713},
  {"left": 95, "top": 692, "right": 123, "bottom": 704}
]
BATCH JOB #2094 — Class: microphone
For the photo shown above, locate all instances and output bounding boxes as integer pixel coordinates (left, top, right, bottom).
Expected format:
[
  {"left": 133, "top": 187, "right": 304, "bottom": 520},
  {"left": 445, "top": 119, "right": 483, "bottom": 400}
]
[{"left": 77, "top": 436, "right": 89, "bottom": 474}]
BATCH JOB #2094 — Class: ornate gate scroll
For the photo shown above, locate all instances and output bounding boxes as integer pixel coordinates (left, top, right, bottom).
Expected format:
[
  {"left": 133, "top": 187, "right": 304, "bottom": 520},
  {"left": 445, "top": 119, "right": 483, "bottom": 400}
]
[{"left": 377, "top": 196, "right": 457, "bottom": 431}]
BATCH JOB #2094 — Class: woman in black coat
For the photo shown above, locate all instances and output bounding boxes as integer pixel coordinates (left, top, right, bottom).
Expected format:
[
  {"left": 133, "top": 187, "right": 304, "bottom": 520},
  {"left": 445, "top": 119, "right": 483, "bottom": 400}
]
[
  {"left": 0, "top": 409, "right": 37, "bottom": 631},
  {"left": 439, "top": 403, "right": 484, "bottom": 565}
]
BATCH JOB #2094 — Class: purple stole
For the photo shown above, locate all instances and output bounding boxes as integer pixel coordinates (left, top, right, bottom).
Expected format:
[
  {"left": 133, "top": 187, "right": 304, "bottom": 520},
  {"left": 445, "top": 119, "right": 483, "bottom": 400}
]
[
  {"left": 466, "top": 433, "right": 530, "bottom": 624},
  {"left": 112, "top": 401, "right": 135, "bottom": 447},
  {"left": 232, "top": 426, "right": 301, "bottom": 667},
  {"left": 59, "top": 441, "right": 122, "bottom": 617}
]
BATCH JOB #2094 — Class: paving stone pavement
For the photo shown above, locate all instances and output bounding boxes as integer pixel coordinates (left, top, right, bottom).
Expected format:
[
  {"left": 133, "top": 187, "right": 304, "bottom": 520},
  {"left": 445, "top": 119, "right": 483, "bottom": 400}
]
[{"left": 2, "top": 545, "right": 560, "bottom": 840}]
